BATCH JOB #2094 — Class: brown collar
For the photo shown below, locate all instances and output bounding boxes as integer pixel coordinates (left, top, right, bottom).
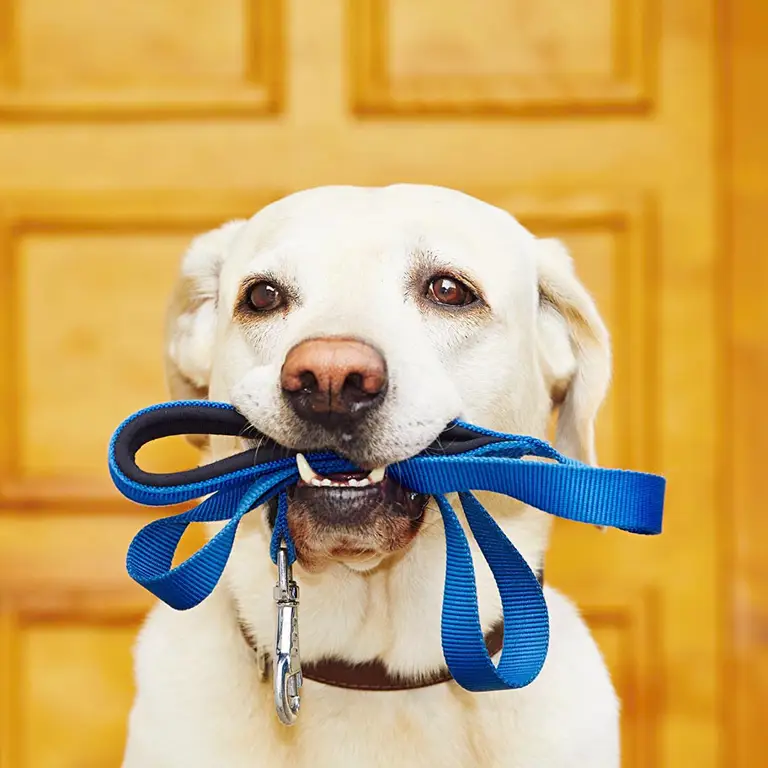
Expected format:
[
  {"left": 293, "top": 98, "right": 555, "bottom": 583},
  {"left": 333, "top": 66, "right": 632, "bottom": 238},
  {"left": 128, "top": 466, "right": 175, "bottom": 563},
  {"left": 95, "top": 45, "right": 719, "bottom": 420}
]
[
  {"left": 241, "top": 619, "right": 504, "bottom": 692},
  {"left": 303, "top": 622, "right": 504, "bottom": 690},
  {"left": 239, "top": 568, "right": 542, "bottom": 692}
]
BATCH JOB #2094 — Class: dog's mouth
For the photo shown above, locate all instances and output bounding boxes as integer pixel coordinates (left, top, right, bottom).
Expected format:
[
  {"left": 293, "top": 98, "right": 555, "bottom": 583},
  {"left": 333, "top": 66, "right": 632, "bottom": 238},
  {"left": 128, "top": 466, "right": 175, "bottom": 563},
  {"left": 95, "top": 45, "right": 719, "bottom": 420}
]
[
  {"left": 292, "top": 454, "right": 428, "bottom": 525},
  {"left": 268, "top": 453, "right": 430, "bottom": 571},
  {"left": 247, "top": 417, "right": 508, "bottom": 571}
]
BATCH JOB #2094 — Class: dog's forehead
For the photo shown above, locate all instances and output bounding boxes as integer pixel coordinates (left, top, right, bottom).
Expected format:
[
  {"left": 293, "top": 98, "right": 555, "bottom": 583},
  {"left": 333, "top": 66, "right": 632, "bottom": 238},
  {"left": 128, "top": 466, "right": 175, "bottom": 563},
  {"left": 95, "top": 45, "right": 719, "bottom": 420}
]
[{"left": 224, "top": 185, "right": 536, "bottom": 280}]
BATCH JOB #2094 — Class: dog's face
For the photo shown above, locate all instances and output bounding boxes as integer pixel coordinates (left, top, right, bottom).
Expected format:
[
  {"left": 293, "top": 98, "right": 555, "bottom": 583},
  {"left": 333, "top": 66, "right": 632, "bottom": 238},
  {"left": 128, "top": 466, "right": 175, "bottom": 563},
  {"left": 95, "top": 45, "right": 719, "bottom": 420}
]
[{"left": 166, "top": 185, "right": 610, "bottom": 572}]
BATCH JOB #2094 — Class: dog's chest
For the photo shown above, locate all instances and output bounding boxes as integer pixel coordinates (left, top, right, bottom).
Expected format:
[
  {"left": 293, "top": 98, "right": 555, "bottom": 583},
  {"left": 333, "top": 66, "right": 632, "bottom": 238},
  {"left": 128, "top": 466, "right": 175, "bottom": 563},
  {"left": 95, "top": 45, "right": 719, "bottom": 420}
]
[{"left": 237, "top": 681, "right": 516, "bottom": 768}]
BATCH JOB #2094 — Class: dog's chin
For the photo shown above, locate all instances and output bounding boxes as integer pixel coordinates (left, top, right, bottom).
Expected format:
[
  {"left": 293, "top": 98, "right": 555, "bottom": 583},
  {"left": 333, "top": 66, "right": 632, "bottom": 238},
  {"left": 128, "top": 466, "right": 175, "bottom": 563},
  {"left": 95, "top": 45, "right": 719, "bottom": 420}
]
[
  {"left": 281, "top": 476, "right": 429, "bottom": 573},
  {"left": 339, "top": 553, "right": 387, "bottom": 572}
]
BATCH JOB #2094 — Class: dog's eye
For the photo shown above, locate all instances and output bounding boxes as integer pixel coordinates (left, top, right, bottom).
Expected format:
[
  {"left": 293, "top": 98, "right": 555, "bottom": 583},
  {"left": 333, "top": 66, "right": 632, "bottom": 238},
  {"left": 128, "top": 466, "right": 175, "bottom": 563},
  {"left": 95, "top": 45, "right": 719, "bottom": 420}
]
[
  {"left": 246, "top": 281, "right": 283, "bottom": 312},
  {"left": 427, "top": 276, "right": 477, "bottom": 307}
]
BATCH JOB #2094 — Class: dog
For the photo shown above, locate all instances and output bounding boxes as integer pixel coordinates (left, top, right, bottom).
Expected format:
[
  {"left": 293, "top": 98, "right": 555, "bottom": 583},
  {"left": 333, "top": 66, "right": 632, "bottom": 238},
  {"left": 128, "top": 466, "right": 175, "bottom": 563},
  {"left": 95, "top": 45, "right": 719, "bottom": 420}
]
[{"left": 123, "top": 184, "right": 619, "bottom": 767}]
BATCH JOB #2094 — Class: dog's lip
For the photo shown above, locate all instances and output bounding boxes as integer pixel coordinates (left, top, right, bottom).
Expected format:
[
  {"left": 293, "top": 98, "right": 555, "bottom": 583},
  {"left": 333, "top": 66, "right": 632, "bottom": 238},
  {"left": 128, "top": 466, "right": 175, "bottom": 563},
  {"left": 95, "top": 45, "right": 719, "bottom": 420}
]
[
  {"left": 240, "top": 417, "right": 461, "bottom": 469},
  {"left": 241, "top": 431, "right": 392, "bottom": 471}
]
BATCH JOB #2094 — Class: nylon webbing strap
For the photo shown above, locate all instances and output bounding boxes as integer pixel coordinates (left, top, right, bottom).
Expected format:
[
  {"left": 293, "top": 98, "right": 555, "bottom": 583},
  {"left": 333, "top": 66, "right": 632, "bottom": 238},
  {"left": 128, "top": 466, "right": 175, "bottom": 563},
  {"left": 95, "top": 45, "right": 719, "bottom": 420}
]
[{"left": 108, "top": 400, "right": 665, "bottom": 692}]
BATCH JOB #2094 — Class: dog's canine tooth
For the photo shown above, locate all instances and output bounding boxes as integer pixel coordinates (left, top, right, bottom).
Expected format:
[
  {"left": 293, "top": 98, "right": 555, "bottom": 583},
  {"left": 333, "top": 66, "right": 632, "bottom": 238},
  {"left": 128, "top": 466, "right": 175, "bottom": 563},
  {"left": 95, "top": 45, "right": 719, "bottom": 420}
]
[
  {"left": 368, "top": 467, "right": 386, "bottom": 484},
  {"left": 296, "top": 453, "right": 319, "bottom": 484}
]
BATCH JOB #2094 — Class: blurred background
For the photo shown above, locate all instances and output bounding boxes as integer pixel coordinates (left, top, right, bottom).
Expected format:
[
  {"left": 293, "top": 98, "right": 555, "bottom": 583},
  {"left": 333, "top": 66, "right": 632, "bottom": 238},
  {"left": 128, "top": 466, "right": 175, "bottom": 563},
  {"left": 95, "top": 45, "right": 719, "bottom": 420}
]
[{"left": 0, "top": 1, "right": 765, "bottom": 766}]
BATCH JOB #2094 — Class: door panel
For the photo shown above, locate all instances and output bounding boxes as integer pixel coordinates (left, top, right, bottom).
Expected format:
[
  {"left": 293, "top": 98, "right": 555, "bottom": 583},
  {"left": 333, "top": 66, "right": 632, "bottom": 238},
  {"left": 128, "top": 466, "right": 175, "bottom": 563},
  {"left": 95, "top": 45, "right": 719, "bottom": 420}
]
[
  {"left": 0, "top": 0, "right": 282, "bottom": 117},
  {"left": 1, "top": 593, "right": 145, "bottom": 768},
  {"left": 0, "top": 0, "right": 724, "bottom": 766},
  {"left": 352, "top": 0, "right": 651, "bottom": 112}
]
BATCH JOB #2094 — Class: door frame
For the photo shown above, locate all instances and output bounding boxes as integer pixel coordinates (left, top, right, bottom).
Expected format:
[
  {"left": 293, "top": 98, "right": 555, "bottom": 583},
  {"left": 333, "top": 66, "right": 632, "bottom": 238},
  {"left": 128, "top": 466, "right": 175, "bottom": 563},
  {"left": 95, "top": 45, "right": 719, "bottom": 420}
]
[{"left": 719, "top": 0, "right": 768, "bottom": 764}]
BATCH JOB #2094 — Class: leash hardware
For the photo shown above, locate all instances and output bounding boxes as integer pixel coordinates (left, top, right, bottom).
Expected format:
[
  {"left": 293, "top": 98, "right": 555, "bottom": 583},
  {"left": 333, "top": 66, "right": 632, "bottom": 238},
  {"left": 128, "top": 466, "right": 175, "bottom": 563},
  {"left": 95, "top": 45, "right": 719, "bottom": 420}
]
[{"left": 273, "top": 545, "right": 302, "bottom": 725}]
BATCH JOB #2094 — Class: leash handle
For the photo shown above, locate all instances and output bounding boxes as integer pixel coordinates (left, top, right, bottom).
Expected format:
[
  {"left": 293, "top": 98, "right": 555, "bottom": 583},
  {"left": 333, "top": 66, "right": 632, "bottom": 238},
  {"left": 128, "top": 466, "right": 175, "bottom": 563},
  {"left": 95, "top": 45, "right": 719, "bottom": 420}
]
[
  {"left": 108, "top": 401, "right": 535, "bottom": 496},
  {"left": 109, "top": 400, "right": 297, "bottom": 496}
]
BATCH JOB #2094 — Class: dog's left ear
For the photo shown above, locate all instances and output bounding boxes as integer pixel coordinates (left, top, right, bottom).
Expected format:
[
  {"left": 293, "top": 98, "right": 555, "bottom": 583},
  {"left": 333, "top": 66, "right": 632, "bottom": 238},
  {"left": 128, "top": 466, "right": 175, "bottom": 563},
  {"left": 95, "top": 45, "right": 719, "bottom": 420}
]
[{"left": 535, "top": 238, "right": 611, "bottom": 465}]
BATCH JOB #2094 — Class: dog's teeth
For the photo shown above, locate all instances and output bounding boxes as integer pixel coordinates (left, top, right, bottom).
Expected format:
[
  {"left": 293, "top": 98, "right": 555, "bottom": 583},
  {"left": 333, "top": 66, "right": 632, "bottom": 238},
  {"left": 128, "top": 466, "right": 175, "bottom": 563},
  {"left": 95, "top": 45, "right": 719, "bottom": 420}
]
[
  {"left": 296, "top": 453, "right": 319, "bottom": 484},
  {"left": 368, "top": 467, "right": 386, "bottom": 484},
  {"left": 296, "top": 457, "right": 387, "bottom": 489}
]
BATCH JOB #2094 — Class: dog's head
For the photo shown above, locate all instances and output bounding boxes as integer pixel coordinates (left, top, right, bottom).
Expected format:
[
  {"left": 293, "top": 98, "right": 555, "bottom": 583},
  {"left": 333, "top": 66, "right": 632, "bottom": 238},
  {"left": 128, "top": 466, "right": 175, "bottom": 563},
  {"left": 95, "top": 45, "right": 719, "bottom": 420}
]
[{"left": 166, "top": 185, "right": 610, "bottom": 572}]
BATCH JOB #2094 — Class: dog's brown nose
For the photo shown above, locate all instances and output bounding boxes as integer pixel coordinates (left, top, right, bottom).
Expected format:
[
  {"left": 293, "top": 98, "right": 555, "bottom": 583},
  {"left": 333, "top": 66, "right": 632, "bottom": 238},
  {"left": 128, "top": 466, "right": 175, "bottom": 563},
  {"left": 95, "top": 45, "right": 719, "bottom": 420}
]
[{"left": 281, "top": 338, "right": 388, "bottom": 428}]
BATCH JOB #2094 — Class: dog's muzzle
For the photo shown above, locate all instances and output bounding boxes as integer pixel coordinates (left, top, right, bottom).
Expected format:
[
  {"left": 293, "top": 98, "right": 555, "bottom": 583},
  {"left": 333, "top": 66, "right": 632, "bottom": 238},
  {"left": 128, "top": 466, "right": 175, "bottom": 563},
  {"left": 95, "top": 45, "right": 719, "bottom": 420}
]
[{"left": 108, "top": 400, "right": 666, "bottom": 726}]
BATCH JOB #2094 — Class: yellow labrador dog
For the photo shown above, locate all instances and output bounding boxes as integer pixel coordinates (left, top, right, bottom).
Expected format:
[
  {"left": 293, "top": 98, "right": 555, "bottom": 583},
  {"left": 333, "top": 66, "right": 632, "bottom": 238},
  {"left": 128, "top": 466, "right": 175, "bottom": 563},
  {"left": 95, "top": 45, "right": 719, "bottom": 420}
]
[{"left": 124, "top": 185, "right": 618, "bottom": 767}]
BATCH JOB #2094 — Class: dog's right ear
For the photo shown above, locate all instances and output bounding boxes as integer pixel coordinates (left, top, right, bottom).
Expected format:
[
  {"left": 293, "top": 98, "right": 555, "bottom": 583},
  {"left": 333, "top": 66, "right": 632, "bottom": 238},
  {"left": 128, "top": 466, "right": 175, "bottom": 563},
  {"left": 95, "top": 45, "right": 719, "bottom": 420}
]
[
  {"left": 165, "top": 221, "right": 246, "bottom": 425},
  {"left": 535, "top": 238, "right": 611, "bottom": 465}
]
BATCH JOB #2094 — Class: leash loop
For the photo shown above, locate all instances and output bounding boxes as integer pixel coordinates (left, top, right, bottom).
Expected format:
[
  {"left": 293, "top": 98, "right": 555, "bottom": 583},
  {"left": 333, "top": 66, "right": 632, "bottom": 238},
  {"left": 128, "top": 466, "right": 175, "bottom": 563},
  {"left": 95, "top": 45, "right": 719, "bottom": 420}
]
[{"left": 436, "top": 492, "right": 549, "bottom": 691}]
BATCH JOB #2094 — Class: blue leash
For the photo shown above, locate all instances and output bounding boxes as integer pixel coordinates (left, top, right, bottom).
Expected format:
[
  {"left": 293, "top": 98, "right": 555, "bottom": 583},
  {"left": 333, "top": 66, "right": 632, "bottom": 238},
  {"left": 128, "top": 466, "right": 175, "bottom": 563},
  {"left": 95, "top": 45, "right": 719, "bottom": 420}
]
[{"left": 108, "top": 400, "right": 665, "bottom": 694}]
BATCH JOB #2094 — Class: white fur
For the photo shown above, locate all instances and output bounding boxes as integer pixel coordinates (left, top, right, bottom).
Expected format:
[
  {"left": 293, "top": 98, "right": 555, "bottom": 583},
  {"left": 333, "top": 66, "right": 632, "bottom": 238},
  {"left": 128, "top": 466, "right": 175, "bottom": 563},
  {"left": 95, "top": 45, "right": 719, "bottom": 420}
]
[{"left": 127, "top": 185, "right": 618, "bottom": 767}]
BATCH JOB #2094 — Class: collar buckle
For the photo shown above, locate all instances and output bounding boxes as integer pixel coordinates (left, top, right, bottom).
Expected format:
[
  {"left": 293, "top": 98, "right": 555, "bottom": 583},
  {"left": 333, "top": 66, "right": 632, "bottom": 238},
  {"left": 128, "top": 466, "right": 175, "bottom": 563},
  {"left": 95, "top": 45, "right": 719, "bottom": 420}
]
[{"left": 273, "top": 545, "right": 302, "bottom": 725}]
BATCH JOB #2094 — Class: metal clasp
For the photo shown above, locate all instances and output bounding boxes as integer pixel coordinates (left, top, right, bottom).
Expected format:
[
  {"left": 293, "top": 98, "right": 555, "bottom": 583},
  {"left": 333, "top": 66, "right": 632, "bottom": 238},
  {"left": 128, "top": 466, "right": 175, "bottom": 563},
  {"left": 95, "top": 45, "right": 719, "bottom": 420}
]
[{"left": 273, "top": 545, "right": 302, "bottom": 725}]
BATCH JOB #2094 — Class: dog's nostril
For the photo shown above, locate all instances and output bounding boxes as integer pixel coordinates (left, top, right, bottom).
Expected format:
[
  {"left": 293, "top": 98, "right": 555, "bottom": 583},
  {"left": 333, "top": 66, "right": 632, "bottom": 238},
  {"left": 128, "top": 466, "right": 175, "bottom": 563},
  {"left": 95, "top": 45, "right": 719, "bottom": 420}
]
[
  {"left": 344, "top": 373, "right": 364, "bottom": 393},
  {"left": 298, "top": 371, "right": 317, "bottom": 394}
]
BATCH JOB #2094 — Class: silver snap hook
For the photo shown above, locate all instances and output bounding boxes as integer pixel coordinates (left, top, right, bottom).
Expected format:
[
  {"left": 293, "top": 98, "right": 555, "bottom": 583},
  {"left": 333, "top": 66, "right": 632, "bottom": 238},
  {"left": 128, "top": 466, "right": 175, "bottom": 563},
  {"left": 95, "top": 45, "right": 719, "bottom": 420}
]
[{"left": 273, "top": 545, "right": 302, "bottom": 725}]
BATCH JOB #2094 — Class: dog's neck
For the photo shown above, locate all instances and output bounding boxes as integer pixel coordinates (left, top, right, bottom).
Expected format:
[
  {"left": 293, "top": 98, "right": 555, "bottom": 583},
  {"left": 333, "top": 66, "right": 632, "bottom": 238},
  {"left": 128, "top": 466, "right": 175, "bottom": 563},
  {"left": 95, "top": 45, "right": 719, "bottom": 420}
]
[{"left": 215, "top": 485, "right": 551, "bottom": 678}]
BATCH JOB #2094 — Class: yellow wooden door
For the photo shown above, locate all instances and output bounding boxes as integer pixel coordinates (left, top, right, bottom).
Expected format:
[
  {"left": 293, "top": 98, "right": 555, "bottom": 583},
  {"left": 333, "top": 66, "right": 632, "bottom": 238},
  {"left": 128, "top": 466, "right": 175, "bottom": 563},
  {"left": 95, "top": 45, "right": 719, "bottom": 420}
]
[{"left": 0, "top": 1, "right": 730, "bottom": 766}]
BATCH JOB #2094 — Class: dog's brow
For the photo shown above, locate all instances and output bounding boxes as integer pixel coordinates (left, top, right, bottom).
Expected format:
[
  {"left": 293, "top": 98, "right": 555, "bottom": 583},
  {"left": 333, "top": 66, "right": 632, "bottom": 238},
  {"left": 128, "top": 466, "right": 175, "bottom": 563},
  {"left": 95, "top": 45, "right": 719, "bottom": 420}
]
[{"left": 410, "top": 246, "right": 440, "bottom": 266}]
